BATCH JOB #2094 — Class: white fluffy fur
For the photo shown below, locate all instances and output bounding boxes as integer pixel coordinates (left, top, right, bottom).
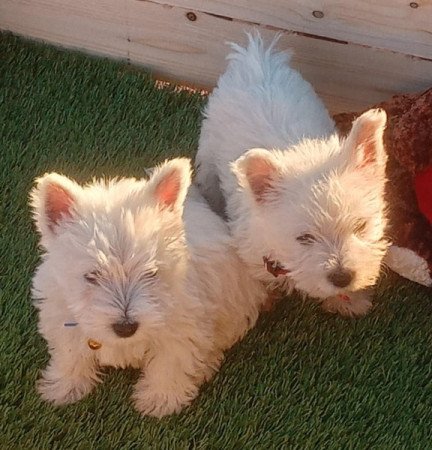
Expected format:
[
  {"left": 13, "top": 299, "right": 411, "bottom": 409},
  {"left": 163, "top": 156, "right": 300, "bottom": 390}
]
[
  {"left": 31, "top": 158, "right": 267, "bottom": 417},
  {"left": 195, "top": 33, "right": 389, "bottom": 317},
  {"left": 384, "top": 246, "right": 432, "bottom": 287}
]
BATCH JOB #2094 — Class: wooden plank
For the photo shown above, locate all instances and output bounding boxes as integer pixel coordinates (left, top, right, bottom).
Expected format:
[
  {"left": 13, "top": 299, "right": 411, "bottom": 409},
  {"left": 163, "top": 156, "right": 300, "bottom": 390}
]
[
  {"left": 156, "top": 0, "right": 432, "bottom": 59},
  {"left": 0, "top": 0, "right": 128, "bottom": 60},
  {"left": 1, "top": 0, "right": 432, "bottom": 113},
  {"left": 96, "top": 1, "right": 432, "bottom": 112}
]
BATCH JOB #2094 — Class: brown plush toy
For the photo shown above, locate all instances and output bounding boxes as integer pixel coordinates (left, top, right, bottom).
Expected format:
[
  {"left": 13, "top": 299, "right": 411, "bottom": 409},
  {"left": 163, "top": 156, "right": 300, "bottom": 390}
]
[{"left": 334, "top": 89, "right": 432, "bottom": 287}]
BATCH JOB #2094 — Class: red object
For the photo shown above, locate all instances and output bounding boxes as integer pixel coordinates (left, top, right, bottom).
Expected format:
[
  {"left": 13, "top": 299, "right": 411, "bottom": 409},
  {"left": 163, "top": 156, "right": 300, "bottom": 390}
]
[
  {"left": 415, "top": 165, "right": 432, "bottom": 225},
  {"left": 338, "top": 294, "right": 351, "bottom": 302}
]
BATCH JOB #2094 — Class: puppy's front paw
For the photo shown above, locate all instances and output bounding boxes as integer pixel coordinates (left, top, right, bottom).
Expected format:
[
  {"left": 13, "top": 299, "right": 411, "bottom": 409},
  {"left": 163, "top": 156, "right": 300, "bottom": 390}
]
[
  {"left": 321, "top": 290, "right": 372, "bottom": 318},
  {"left": 37, "top": 368, "right": 97, "bottom": 405},
  {"left": 132, "top": 378, "right": 199, "bottom": 418}
]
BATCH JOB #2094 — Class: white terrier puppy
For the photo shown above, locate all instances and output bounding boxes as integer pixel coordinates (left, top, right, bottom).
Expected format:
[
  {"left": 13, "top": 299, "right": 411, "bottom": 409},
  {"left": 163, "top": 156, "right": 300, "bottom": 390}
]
[
  {"left": 31, "top": 158, "right": 267, "bottom": 417},
  {"left": 195, "top": 33, "right": 389, "bottom": 317}
]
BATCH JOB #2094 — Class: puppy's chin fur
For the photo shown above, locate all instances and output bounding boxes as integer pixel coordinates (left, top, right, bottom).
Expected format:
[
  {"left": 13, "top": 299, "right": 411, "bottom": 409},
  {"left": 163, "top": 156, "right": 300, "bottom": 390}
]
[
  {"left": 31, "top": 159, "right": 267, "bottom": 417},
  {"left": 195, "top": 32, "right": 388, "bottom": 317}
]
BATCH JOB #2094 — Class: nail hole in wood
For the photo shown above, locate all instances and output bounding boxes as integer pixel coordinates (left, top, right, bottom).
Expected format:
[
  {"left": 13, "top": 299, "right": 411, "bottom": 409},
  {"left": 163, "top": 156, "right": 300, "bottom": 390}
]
[
  {"left": 312, "top": 10, "right": 324, "bottom": 18},
  {"left": 186, "top": 12, "right": 197, "bottom": 21}
]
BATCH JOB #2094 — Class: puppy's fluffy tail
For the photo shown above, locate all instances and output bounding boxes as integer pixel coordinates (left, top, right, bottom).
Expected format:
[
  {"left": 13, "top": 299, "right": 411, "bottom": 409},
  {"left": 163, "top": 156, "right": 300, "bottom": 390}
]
[
  {"left": 220, "top": 31, "right": 293, "bottom": 92},
  {"left": 203, "top": 30, "right": 334, "bottom": 142}
]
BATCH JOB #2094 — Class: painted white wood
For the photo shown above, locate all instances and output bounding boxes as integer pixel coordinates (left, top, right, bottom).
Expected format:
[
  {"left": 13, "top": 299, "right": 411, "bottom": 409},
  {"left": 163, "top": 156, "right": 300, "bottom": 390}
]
[
  {"left": 1, "top": 0, "right": 431, "bottom": 113},
  {"left": 158, "top": 0, "right": 432, "bottom": 59},
  {"left": 0, "top": 0, "right": 128, "bottom": 59}
]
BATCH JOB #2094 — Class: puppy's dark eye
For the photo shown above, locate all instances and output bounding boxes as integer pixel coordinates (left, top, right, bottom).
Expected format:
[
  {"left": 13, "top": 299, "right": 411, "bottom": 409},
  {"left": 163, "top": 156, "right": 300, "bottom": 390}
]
[
  {"left": 296, "top": 233, "right": 317, "bottom": 245},
  {"left": 354, "top": 220, "right": 367, "bottom": 235},
  {"left": 84, "top": 270, "right": 101, "bottom": 285}
]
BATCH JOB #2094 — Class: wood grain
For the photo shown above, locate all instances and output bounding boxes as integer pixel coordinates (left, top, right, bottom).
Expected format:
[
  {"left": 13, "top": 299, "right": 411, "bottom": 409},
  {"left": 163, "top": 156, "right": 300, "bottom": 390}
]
[
  {"left": 157, "top": 0, "right": 432, "bottom": 59},
  {"left": 1, "top": 0, "right": 431, "bottom": 113},
  {"left": 0, "top": 0, "right": 128, "bottom": 59}
]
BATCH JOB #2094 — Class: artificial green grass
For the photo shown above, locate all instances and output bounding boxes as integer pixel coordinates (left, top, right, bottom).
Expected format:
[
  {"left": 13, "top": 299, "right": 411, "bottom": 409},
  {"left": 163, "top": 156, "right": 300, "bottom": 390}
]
[{"left": 1, "top": 32, "right": 432, "bottom": 449}]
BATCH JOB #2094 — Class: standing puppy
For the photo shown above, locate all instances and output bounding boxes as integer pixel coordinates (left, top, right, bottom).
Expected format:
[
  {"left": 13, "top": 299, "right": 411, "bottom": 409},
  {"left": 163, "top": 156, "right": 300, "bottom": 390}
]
[
  {"left": 31, "top": 158, "right": 267, "bottom": 417},
  {"left": 195, "top": 33, "right": 388, "bottom": 317}
]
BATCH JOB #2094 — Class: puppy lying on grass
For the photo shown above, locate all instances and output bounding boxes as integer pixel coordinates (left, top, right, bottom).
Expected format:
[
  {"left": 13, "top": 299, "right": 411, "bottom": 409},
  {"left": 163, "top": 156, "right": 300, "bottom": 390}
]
[{"left": 31, "top": 158, "right": 267, "bottom": 417}]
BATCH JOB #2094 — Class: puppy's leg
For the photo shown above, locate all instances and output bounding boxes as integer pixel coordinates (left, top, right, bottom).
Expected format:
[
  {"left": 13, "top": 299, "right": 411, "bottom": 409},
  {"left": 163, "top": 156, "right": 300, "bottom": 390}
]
[
  {"left": 321, "top": 289, "right": 373, "bottom": 318},
  {"left": 133, "top": 339, "right": 216, "bottom": 418},
  {"left": 38, "top": 333, "right": 100, "bottom": 405}
]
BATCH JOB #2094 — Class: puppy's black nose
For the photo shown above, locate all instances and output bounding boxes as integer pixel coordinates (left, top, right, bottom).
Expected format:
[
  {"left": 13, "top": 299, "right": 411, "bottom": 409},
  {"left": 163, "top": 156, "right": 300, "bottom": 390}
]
[
  {"left": 327, "top": 268, "right": 354, "bottom": 288},
  {"left": 112, "top": 320, "right": 139, "bottom": 338}
]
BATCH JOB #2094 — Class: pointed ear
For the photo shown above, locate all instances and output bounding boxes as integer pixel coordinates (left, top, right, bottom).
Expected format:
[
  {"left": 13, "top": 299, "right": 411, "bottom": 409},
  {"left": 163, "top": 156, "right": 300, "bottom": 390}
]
[
  {"left": 147, "top": 158, "right": 192, "bottom": 211},
  {"left": 344, "top": 108, "right": 387, "bottom": 170},
  {"left": 231, "top": 148, "right": 281, "bottom": 202},
  {"left": 30, "top": 173, "right": 80, "bottom": 241}
]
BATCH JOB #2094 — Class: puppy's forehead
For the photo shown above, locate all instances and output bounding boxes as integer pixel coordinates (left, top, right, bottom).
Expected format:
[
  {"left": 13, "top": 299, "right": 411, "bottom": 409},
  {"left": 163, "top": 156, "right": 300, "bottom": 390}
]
[
  {"left": 288, "top": 178, "right": 359, "bottom": 224},
  {"left": 70, "top": 206, "right": 159, "bottom": 259},
  {"left": 86, "top": 229, "right": 158, "bottom": 273}
]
